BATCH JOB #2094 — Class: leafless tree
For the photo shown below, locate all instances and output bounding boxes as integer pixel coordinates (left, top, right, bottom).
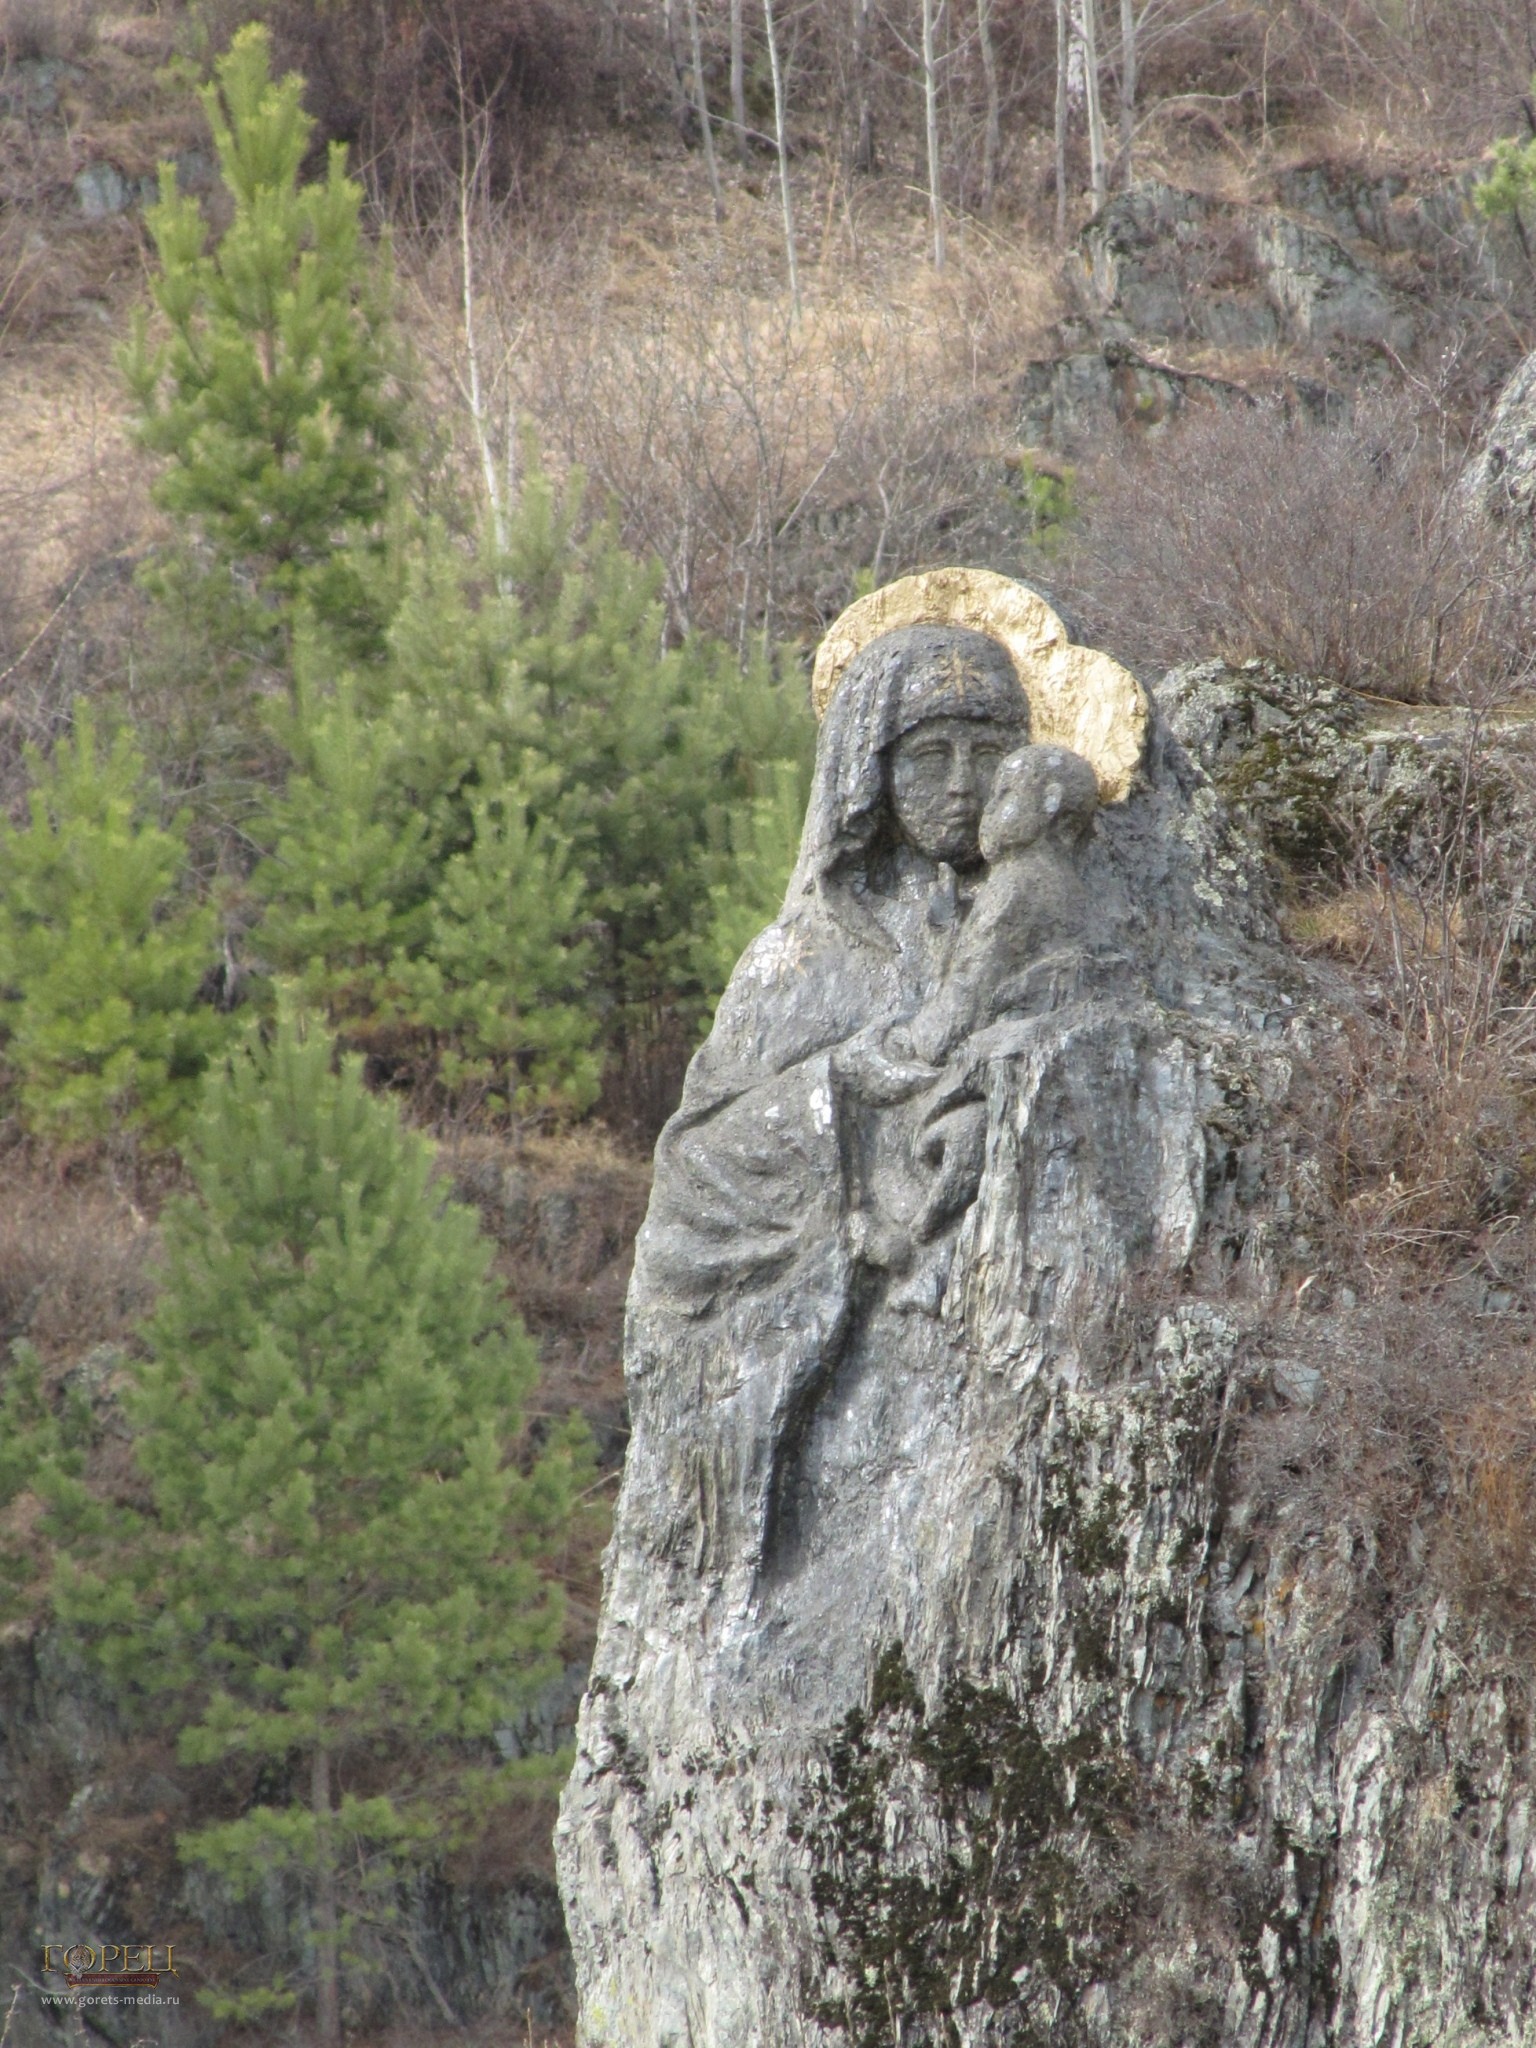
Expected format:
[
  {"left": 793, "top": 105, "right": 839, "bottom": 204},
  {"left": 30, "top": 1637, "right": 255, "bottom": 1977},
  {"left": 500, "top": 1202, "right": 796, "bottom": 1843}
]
[
  {"left": 920, "top": 0, "right": 947, "bottom": 264},
  {"left": 684, "top": 0, "right": 727, "bottom": 220},
  {"left": 729, "top": 0, "right": 750, "bottom": 159},
  {"left": 975, "top": 0, "right": 1001, "bottom": 212},
  {"left": 763, "top": 0, "right": 803, "bottom": 315}
]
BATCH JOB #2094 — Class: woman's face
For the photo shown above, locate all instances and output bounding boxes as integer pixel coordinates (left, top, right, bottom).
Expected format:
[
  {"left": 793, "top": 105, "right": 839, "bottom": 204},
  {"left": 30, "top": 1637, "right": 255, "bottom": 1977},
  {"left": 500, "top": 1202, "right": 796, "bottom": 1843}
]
[{"left": 888, "top": 716, "right": 1012, "bottom": 869}]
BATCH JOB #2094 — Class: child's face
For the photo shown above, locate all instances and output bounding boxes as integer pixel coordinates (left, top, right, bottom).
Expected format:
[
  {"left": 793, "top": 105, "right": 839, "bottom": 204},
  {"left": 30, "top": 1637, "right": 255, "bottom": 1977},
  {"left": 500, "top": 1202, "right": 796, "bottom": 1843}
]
[
  {"left": 978, "top": 746, "right": 1099, "bottom": 861},
  {"left": 888, "top": 717, "right": 1013, "bottom": 869}
]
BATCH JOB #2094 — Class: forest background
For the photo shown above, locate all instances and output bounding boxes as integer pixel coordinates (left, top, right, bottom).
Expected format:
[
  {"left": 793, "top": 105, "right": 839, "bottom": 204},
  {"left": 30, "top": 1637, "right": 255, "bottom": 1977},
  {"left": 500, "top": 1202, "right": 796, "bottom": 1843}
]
[{"left": 5, "top": 0, "right": 1536, "bottom": 2039}]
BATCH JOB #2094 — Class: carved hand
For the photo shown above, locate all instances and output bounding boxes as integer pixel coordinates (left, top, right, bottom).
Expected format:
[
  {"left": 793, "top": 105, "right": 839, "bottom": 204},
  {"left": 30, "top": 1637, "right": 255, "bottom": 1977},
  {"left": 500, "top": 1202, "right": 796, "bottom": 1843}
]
[{"left": 831, "top": 1029, "right": 941, "bottom": 1106}]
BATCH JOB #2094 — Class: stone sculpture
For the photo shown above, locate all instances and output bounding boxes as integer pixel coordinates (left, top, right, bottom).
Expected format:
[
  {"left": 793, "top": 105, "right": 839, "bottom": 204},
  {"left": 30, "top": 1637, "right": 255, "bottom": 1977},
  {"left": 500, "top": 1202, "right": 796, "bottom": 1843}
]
[{"left": 556, "top": 573, "right": 1532, "bottom": 2048}]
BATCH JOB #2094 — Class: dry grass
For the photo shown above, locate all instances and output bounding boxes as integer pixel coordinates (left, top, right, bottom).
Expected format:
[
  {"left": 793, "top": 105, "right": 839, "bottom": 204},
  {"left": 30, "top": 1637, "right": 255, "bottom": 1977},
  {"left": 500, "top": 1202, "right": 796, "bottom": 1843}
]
[
  {"left": 1242, "top": 716, "right": 1536, "bottom": 1650},
  {"left": 0, "top": 339, "right": 154, "bottom": 806},
  {"left": 1285, "top": 796, "right": 1536, "bottom": 1285},
  {"left": 398, "top": 150, "right": 1061, "bottom": 647},
  {"left": 0, "top": 0, "right": 98, "bottom": 64},
  {"left": 0, "top": 1150, "right": 160, "bottom": 1359},
  {"left": 440, "top": 1125, "right": 649, "bottom": 1445},
  {"left": 1241, "top": 1297, "right": 1536, "bottom": 1650}
]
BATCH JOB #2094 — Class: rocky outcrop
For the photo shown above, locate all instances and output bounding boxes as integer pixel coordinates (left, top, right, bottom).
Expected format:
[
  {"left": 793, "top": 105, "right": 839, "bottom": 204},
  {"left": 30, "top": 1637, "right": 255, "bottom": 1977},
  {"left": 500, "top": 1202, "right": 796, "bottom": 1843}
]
[
  {"left": 1461, "top": 344, "right": 1536, "bottom": 565},
  {"left": 1018, "top": 162, "right": 1525, "bottom": 451},
  {"left": 1159, "top": 657, "right": 1536, "bottom": 993},
  {"left": 1015, "top": 340, "right": 1264, "bottom": 452},
  {"left": 558, "top": 598, "right": 1536, "bottom": 2046},
  {"left": 1080, "top": 179, "right": 1415, "bottom": 357}
]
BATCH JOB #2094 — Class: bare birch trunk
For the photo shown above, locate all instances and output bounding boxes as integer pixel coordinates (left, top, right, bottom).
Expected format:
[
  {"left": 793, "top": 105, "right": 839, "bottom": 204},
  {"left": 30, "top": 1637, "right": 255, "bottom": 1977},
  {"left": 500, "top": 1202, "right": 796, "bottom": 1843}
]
[
  {"left": 921, "top": 0, "right": 946, "bottom": 268},
  {"left": 684, "top": 0, "right": 725, "bottom": 222},
  {"left": 978, "top": 0, "right": 1001, "bottom": 214},
  {"left": 456, "top": 127, "right": 511, "bottom": 565},
  {"left": 449, "top": 51, "right": 512, "bottom": 570},
  {"left": 763, "top": 0, "right": 801, "bottom": 317},
  {"left": 730, "top": 0, "right": 749, "bottom": 162},
  {"left": 1054, "top": 0, "right": 1069, "bottom": 241},
  {"left": 851, "top": 0, "right": 875, "bottom": 172},
  {"left": 1118, "top": 0, "right": 1137, "bottom": 185},
  {"left": 662, "top": 0, "right": 688, "bottom": 124},
  {"left": 1077, "top": 0, "right": 1107, "bottom": 213}
]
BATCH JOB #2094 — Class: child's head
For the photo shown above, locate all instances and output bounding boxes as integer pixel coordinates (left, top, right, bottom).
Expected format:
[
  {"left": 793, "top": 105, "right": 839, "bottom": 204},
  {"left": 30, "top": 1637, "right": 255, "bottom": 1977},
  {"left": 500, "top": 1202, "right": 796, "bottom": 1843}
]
[{"left": 979, "top": 745, "right": 1098, "bottom": 862}]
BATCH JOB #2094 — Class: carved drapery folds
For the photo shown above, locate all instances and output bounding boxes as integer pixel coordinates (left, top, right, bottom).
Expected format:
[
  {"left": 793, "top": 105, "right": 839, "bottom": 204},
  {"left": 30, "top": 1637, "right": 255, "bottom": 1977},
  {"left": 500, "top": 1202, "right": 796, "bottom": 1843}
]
[{"left": 555, "top": 576, "right": 1441, "bottom": 2047}]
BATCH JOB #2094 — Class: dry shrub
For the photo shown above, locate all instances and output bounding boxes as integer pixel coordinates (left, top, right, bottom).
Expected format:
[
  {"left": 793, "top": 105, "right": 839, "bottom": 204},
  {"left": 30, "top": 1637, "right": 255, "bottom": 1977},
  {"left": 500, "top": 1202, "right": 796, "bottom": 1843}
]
[
  {"left": 1053, "top": 0, "right": 1536, "bottom": 160},
  {"left": 1442, "top": 1386, "right": 1536, "bottom": 1634},
  {"left": 440, "top": 1124, "right": 650, "bottom": 1477},
  {"left": 1241, "top": 1300, "right": 1536, "bottom": 1648},
  {"left": 1062, "top": 399, "right": 1523, "bottom": 701},
  {"left": 1290, "top": 800, "right": 1536, "bottom": 1284},
  {"left": 1320, "top": 1029, "right": 1534, "bottom": 1280},
  {"left": 0, "top": 349, "right": 153, "bottom": 807},
  {"left": 0, "top": 1156, "right": 159, "bottom": 1359},
  {"left": 254, "top": 0, "right": 599, "bottom": 195},
  {"left": 1243, "top": 685, "right": 1536, "bottom": 1644},
  {"left": 0, "top": 0, "right": 96, "bottom": 64},
  {"left": 1370, "top": 0, "right": 1536, "bottom": 151}
]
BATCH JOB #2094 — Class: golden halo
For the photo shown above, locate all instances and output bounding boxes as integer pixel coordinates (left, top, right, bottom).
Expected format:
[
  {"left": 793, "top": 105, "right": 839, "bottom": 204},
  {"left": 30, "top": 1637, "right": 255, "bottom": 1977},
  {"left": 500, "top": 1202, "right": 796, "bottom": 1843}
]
[{"left": 811, "top": 568, "right": 1149, "bottom": 803}]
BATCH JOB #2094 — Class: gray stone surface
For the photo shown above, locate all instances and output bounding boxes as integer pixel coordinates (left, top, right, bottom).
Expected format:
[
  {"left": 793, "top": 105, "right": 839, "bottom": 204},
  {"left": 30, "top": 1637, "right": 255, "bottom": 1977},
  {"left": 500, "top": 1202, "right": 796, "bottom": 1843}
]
[
  {"left": 0, "top": 58, "right": 83, "bottom": 117},
  {"left": 558, "top": 615, "right": 1536, "bottom": 2045},
  {"left": 1462, "top": 344, "right": 1536, "bottom": 560},
  {"left": 1015, "top": 340, "right": 1257, "bottom": 451},
  {"left": 72, "top": 161, "right": 129, "bottom": 219},
  {"left": 1251, "top": 211, "right": 1413, "bottom": 352},
  {"left": 1159, "top": 655, "right": 1536, "bottom": 903},
  {"left": 1079, "top": 179, "right": 1415, "bottom": 357}
]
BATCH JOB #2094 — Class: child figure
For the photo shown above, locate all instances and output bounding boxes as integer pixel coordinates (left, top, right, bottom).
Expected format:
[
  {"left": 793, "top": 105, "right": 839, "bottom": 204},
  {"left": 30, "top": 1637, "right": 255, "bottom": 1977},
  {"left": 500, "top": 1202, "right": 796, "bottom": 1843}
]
[
  {"left": 847, "top": 743, "right": 1102, "bottom": 1309},
  {"left": 906, "top": 741, "right": 1100, "bottom": 1069}
]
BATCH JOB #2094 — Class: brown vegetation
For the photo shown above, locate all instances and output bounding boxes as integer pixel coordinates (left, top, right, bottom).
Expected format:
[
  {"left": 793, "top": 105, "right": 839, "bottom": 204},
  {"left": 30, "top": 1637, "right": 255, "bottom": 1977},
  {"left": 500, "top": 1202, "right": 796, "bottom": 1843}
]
[
  {"left": 0, "top": 1151, "right": 159, "bottom": 1360},
  {"left": 1063, "top": 397, "right": 1533, "bottom": 702},
  {"left": 1236, "top": 697, "right": 1536, "bottom": 1653},
  {"left": 0, "top": 0, "right": 97, "bottom": 65}
]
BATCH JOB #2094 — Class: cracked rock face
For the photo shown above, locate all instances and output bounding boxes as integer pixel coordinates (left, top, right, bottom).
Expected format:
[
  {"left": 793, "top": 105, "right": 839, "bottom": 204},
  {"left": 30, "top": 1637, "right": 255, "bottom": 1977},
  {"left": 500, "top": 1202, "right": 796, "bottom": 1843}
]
[
  {"left": 1080, "top": 179, "right": 1414, "bottom": 358},
  {"left": 557, "top": 623, "right": 1535, "bottom": 2045},
  {"left": 1462, "top": 344, "right": 1536, "bottom": 564}
]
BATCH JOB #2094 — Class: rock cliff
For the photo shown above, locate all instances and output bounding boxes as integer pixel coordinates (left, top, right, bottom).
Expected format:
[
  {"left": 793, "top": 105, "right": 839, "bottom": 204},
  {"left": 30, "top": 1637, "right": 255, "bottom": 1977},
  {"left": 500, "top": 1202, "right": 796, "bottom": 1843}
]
[{"left": 558, "top": 606, "right": 1536, "bottom": 2046}]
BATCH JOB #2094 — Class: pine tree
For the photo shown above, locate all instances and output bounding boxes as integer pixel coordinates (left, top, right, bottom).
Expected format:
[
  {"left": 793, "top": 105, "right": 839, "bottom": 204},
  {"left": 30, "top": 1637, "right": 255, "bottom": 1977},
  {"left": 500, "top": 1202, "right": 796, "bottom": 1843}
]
[
  {"left": 123, "top": 23, "right": 408, "bottom": 670},
  {"left": 252, "top": 676, "right": 436, "bottom": 1045},
  {"left": 691, "top": 755, "right": 811, "bottom": 1004},
  {"left": 253, "top": 660, "right": 600, "bottom": 1116},
  {"left": 0, "top": 713, "right": 225, "bottom": 1149},
  {"left": 243, "top": 463, "right": 811, "bottom": 1105},
  {"left": 402, "top": 770, "right": 600, "bottom": 1113},
  {"left": 55, "top": 1012, "right": 589, "bottom": 2042},
  {"left": 487, "top": 465, "right": 815, "bottom": 1019},
  {"left": 1476, "top": 95, "right": 1536, "bottom": 237},
  {"left": 0, "top": 1343, "right": 86, "bottom": 1627}
]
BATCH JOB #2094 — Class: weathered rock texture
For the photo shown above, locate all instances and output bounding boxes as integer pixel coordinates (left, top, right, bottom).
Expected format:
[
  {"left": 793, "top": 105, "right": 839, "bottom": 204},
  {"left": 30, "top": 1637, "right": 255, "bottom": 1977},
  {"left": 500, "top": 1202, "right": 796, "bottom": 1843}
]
[
  {"left": 1461, "top": 343, "right": 1536, "bottom": 569},
  {"left": 1017, "top": 165, "right": 1526, "bottom": 452},
  {"left": 558, "top": 614, "right": 1536, "bottom": 2045},
  {"left": 1081, "top": 179, "right": 1413, "bottom": 355}
]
